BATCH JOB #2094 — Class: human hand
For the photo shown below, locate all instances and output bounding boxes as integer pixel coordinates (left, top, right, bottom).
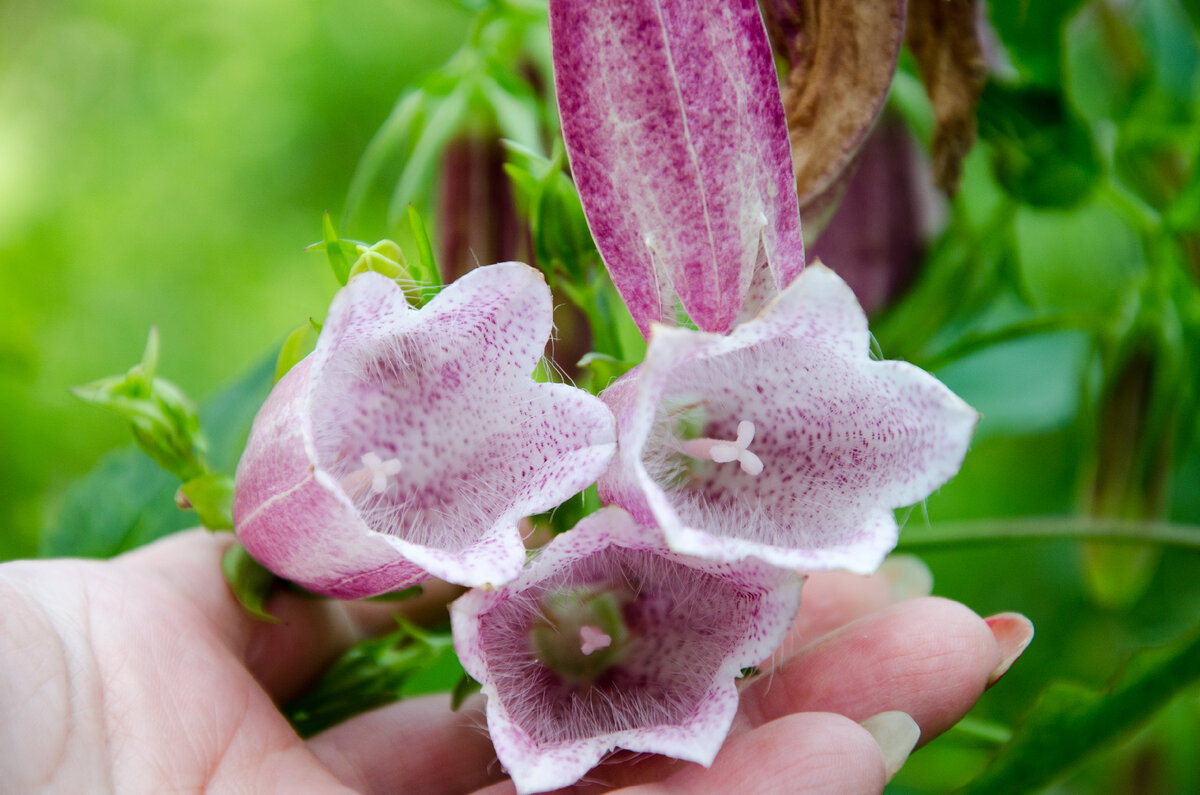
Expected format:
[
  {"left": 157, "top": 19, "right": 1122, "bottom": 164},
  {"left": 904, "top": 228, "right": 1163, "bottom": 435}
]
[{"left": 0, "top": 530, "right": 1030, "bottom": 794}]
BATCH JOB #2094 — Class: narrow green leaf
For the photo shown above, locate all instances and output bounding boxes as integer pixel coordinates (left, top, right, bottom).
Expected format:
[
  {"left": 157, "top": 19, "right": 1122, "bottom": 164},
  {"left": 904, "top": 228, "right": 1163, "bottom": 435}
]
[
  {"left": 388, "top": 83, "right": 472, "bottom": 225},
  {"left": 962, "top": 624, "right": 1200, "bottom": 794},
  {"left": 274, "top": 323, "right": 314, "bottom": 383},
  {"left": 321, "top": 211, "right": 352, "bottom": 285},
  {"left": 897, "top": 517, "right": 1200, "bottom": 551},
  {"left": 221, "top": 542, "right": 279, "bottom": 623},
  {"left": 177, "top": 473, "right": 235, "bottom": 531},
  {"left": 407, "top": 204, "right": 442, "bottom": 289},
  {"left": 345, "top": 88, "right": 428, "bottom": 225},
  {"left": 451, "top": 672, "right": 482, "bottom": 711}
]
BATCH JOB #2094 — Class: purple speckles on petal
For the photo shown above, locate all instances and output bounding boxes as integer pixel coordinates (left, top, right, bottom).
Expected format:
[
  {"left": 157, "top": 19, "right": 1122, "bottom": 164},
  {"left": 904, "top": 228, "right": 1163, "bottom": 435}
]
[
  {"left": 550, "top": 0, "right": 804, "bottom": 336},
  {"left": 233, "top": 264, "right": 617, "bottom": 597},
  {"left": 599, "top": 264, "right": 979, "bottom": 573},
  {"left": 451, "top": 507, "right": 802, "bottom": 795}
]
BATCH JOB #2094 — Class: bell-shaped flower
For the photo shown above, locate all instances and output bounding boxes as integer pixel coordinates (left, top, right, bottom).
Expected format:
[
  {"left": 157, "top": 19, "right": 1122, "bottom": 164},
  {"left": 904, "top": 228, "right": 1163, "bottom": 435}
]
[
  {"left": 451, "top": 507, "right": 802, "bottom": 795},
  {"left": 233, "top": 264, "right": 616, "bottom": 597},
  {"left": 549, "top": 0, "right": 805, "bottom": 335},
  {"left": 598, "top": 263, "right": 978, "bottom": 573}
]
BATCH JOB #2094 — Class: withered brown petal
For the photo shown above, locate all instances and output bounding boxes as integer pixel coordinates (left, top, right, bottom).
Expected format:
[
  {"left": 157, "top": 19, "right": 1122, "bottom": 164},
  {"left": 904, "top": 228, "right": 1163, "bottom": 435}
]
[
  {"left": 905, "top": 0, "right": 988, "bottom": 194},
  {"left": 761, "top": 0, "right": 907, "bottom": 241}
]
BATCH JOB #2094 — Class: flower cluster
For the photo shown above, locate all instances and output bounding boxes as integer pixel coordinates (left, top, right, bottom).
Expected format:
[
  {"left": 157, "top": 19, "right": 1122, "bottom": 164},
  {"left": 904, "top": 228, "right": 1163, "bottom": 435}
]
[{"left": 233, "top": 0, "right": 977, "bottom": 792}]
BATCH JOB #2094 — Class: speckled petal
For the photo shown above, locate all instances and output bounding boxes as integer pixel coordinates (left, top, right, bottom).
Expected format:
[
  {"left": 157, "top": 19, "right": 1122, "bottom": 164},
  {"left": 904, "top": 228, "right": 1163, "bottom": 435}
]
[
  {"left": 550, "top": 0, "right": 804, "bottom": 336},
  {"left": 598, "top": 264, "right": 978, "bottom": 573},
  {"left": 451, "top": 507, "right": 801, "bottom": 794},
  {"left": 234, "top": 265, "right": 617, "bottom": 596}
]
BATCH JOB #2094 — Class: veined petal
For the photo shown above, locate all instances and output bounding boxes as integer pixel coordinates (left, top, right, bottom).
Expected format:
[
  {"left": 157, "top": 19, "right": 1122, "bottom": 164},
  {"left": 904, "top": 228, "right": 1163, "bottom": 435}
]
[
  {"left": 550, "top": 0, "right": 804, "bottom": 335},
  {"left": 599, "top": 264, "right": 978, "bottom": 573},
  {"left": 451, "top": 507, "right": 802, "bottom": 794},
  {"left": 233, "top": 265, "right": 617, "bottom": 597}
]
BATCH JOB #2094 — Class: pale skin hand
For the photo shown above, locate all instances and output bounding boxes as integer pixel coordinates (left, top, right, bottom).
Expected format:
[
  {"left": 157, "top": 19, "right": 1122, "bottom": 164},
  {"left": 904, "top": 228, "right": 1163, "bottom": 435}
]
[{"left": 0, "top": 530, "right": 1017, "bottom": 794}]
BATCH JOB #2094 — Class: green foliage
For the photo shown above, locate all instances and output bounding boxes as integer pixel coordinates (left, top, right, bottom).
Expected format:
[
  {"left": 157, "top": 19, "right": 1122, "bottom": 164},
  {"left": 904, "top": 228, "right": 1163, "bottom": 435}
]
[
  {"left": 222, "top": 542, "right": 279, "bottom": 623},
  {"left": 977, "top": 82, "right": 1100, "bottom": 209},
  {"left": 42, "top": 352, "right": 274, "bottom": 557},
  {"left": 285, "top": 618, "right": 458, "bottom": 738},
  {"left": 963, "top": 624, "right": 1200, "bottom": 794}
]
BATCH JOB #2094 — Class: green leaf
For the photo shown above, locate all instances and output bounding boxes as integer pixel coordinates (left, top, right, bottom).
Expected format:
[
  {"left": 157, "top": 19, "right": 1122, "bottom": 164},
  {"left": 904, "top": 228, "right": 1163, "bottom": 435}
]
[
  {"left": 221, "top": 542, "right": 279, "bottom": 623},
  {"left": 978, "top": 82, "right": 1101, "bottom": 208},
  {"left": 274, "top": 323, "right": 314, "bottom": 384},
  {"left": 177, "top": 473, "right": 235, "bottom": 531},
  {"left": 316, "top": 211, "right": 356, "bottom": 286},
  {"left": 40, "top": 447, "right": 192, "bottom": 558},
  {"left": 388, "top": 81, "right": 473, "bottom": 225},
  {"left": 284, "top": 618, "right": 455, "bottom": 737},
  {"left": 407, "top": 204, "right": 443, "bottom": 291},
  {"left": 987, "top": 0, "right": 1087, "bottom": 86},
  {"left": 962, "top": 623, "right": 1200, "bottom": 794},
  {"left": 44, "top": 353, "right": 276, "bottom": 558},
  {"left": 345, "top": 88, "right": 429, "bottom": 226},
  {"left": 451, "top": 672, "right": 482, "bottom": 710}
]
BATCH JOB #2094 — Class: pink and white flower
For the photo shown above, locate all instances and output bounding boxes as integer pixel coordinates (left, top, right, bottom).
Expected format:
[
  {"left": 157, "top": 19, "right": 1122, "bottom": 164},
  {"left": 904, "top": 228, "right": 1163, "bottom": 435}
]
[
  {"left": 598, "top": 263, "right": 978, "bottom": 573},
  {"left": 451, "top": 507, "right": 802, "bottom": 794},
  {"left": 233, "top": 264, "right": 616, "bottom": 597},
  {"left": 551, "top": 0, "right": 977, "bottom": 573}
]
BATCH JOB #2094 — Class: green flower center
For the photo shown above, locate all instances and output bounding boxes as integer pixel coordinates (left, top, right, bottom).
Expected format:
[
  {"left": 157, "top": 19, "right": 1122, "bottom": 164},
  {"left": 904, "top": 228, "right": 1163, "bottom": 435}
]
[{"left": 530, "top": 586, "right": 632, "bottom": 687}]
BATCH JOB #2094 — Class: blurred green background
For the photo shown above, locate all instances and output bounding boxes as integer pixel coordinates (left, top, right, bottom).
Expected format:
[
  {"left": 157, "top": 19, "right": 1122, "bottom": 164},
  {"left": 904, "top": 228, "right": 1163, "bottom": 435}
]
[
  {"left": 3, "top": 0, "right": 1200, "bottom": 793},
  {"left": 0, "top": 0, "right": 471, "bottom": 555}
]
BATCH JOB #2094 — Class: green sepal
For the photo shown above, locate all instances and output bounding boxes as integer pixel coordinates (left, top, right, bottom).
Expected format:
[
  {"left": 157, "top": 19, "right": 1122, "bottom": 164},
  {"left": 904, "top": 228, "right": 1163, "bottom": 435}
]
[
  {"left": 407, "top": 204, "right": 442, "bottom": 293},
  {"left": 177, "top": 473, "right": 235, "bottom": 531},
  {"left": 221, "top": 542, "right": 279, "bottom": 623},
  {"left": 451, "top": 672, "right": 482, "bottom": 711},
  {"left": 274, "top": 323, "right": 315, "bottom": 383},
  {"left": 576, "top": 352, "right": 636, "bottom": 394},
  {"left": 314, "top": 211, "right": 358, "bottom": 286},
  {"left": 284, "top": 617, "right": 456, "bottom": 737}
]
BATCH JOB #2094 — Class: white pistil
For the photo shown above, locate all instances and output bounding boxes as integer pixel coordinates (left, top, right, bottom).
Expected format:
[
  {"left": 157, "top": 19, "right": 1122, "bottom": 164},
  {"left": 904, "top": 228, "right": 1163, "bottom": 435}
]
[
  {"left": 361, "top": 451, "right": 403, "bottom": 493},
  {"left": 341, "top": 451, "right": 403, "bottom": 496},
  {"left": 579, "top": 625, "right": 612, "bottom": 656},
  {"left": 681, "top": 419, "right": 764, "bottom": 476}
]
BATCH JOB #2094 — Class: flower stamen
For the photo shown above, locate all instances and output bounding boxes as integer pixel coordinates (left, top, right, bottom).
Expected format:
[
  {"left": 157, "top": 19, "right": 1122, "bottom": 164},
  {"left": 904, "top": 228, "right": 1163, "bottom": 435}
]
[
  {"left": 681, "top": 419, "right": 764, "bottom": 476},
  {"left": 339, "top": 451, "right": 403, "bottom": 496}
]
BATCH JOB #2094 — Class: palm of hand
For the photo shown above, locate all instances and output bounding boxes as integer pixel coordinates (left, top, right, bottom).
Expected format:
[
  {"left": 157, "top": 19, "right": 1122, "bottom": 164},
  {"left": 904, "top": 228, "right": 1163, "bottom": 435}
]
[{"left": 0, "top": 531, "right": 1013, "bottom": 794}]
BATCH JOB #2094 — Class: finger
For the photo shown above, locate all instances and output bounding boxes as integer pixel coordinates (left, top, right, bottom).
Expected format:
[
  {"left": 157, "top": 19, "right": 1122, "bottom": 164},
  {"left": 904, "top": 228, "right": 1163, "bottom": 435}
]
[
  {"left": 467, "top": 713, "right": 890, "bottom": 795},
  {"left": 742, "top": 597, "right": 1004, "bottom": 742},
  {"left": 308, "top": 694, "right": 505, "bottom": 795},
  {"left": 120, "top": 529, "right": 462, "bottom": 702},
  {"left": 621, "top": 713, "right": 889, "bottom": 795}
]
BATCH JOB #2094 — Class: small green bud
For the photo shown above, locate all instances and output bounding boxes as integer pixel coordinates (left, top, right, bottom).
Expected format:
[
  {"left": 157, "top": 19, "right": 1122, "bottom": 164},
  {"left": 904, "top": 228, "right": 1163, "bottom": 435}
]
[{"left": 72, "top": 328, "right": 208, "bottom": 483}]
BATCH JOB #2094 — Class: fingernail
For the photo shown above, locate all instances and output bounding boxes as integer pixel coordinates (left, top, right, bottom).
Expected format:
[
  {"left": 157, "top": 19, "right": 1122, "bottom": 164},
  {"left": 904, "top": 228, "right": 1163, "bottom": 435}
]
[
  {"left": 985, "top": 612, "right": 1034, "bottom": 687},
  {"left": 878, "top": 555, "right": 934, "bottom": 601},
  {"left": 860, "top": 710, "right": 920, "bottom": 781}
]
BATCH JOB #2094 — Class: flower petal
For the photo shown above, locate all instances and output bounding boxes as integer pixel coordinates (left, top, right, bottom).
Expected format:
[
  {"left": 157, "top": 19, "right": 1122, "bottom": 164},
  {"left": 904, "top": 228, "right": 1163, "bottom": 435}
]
[
  {"left": 599, "top": 264, "right": 978, "bottom": 573},
  {"left": 550, "top": 0, "right": 804, "bottom": 335},
  {"left": 451, "top": 507, "right": 801, "bottom": 794},
  {"left": 234, "top": 265, "right": 616, "bottom": 596}
]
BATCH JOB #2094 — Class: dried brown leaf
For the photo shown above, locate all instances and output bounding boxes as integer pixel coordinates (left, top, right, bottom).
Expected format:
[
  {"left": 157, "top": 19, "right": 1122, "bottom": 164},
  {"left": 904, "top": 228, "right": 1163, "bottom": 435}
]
[
  {"left": 905, "top": 0, "right": 987, "bottom": 194},
  {"left": 760, "top": 0, "right": 906, "bottom": 241}
]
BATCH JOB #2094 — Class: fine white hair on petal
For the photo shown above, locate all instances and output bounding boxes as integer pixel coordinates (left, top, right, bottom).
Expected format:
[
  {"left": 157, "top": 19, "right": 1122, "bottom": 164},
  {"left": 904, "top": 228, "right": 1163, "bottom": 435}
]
[
  {"left": 600, "top": 264, "right": 978, "bottom": 573},
  {"left": 233, "top": 264, "right": 617, "bottom": 597},
  {"left": 451, "top": 507, "right": 803, "bottom": 794}
]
